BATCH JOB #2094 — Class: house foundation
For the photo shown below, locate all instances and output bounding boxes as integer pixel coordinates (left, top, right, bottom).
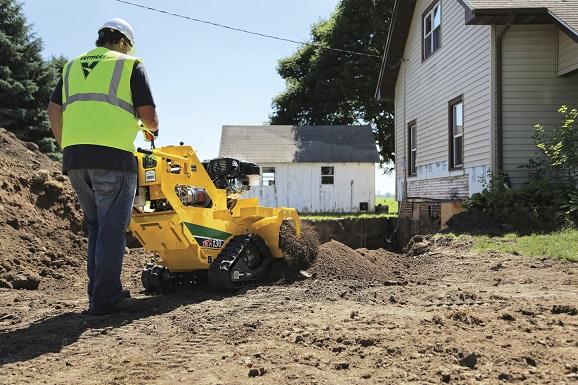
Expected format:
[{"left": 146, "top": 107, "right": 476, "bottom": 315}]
[{"left": 396, "top": 200, "right": 465, "bottom": 247}]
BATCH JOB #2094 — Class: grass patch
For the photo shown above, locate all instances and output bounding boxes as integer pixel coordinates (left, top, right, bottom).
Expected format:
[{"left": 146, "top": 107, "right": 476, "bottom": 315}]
[
  {"left": 470, "top": 229, "right": 578, "bottom": 261},
  {"left": 376, "top": 197, "right": 398, "bottom": 215},
  {"left": 299, "top": 198, "right": 399, "bottom": 221},
  {"left": 299, "top": 197, "right": 398, "bottom": 221},
  {"left": 300, "top": 212, "right": 397, "bottom": 221}
]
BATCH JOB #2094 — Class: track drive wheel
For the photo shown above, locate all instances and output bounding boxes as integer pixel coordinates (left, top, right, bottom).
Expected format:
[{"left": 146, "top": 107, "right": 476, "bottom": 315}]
[
  {"left": 207, "top": 234, "right": 272, "bottom": 291},
  {"left": 141, "top": 262, "right": 167, "bottom": 293}
]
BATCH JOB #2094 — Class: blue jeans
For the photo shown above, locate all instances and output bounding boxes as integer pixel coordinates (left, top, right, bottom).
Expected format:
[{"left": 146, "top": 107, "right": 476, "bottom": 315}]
[{"left": 68, "top": 169, "right": 137, "bottom": 312}]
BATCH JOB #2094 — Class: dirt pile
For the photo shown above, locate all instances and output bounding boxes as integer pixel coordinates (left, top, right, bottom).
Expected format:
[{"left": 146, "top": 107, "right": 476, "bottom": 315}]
[
  {"left": 0, "top": 128, "right": 85, "bottom": 290},
  {"left": 279, "top": 221, "right": 319, "bottom": 269},
  {"left": 309, "top": 240, "right": 397, "bottom": 282},
  {"left": 270, "top": 222, "right": 320, "bottom": 282},
  {"left": 355, "top": 247, "right": 403, "bottom": 266},
  {"left": 445, "top": 210, "right": 504, "bottom": 235},
  {"left": 404, "top": 234, "right": 433, "bottom": 256}
]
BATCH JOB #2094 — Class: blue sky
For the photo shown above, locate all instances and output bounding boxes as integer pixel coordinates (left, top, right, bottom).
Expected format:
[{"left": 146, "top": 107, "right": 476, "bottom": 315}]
[{"left": 22, "top": 0, "right": 395, "bottom": 194}]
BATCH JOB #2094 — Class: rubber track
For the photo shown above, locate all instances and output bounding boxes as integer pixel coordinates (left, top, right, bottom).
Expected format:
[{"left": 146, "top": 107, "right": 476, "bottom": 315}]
[{"left": 207, "top": 234, "right": 271, "bottom": 291}]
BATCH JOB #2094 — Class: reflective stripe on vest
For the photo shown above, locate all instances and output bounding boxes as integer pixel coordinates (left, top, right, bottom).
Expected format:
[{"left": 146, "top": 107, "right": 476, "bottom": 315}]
[{"left": 62, "top": 58, "right": 134, "bottom": 115}]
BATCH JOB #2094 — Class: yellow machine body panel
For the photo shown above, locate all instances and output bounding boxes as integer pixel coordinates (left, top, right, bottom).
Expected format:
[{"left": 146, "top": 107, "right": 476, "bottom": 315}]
[{"left": 129, "top": 145, "right": 301, "bottom": 273}]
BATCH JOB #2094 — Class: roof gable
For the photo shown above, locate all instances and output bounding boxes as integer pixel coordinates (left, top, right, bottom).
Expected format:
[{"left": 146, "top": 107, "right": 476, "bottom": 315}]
[
  {"left": 376, "top": 0, "right": 417, "bottom": 100},
  {"left": 219, "top": 125, "right": 380, "bottom": 164},
  {"left": 461, "top": 0, "right": 578, "bottom": 42}
]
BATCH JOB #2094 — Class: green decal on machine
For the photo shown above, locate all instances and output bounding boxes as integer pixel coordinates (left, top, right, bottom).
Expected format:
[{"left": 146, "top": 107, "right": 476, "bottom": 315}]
[
  {"left": 184, "top": 223, "right": 231, "bottom": 250},
  {"left": 184, "top": 223, "right": 231, "bottom": 241}
]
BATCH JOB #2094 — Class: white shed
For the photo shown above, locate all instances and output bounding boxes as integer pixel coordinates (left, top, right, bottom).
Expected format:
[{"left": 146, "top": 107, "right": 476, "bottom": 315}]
[{"left": 219, "top": 125, "right": 380, "bottom": 213}]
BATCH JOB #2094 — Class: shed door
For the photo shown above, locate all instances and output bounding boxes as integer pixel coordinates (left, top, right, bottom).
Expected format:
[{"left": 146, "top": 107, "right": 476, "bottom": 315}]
[
  {"left": 286, "top": 166, "right": 305, "bottom": 212},
  {"left": 260, "top": 166, "right": 277, "bottom": 207},
  {"left": 319, "top": 166, "right": 336, "bottom": 212}
]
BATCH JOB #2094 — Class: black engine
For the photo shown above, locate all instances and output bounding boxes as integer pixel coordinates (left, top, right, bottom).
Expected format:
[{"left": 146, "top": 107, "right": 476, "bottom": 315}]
[{"left": 202, "top": 157, "right": 260, "bottom": 193}]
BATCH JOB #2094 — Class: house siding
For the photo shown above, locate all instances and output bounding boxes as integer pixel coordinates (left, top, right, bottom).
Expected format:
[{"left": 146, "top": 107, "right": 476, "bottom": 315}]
[
  {"left": 407, "top": 174, "right": 469, "bottom": 199},
  {"left": 558, "top": 30, "right": 578, "bottom": 76},
  {"left": 394, "top": 0, "right": 492, "bottom": 201},
  {"left": 502, "top": 25, "right": 578, "bottom": 186},
  {"left": 243, "top": 163, "right": 376, "bottom": 213}
]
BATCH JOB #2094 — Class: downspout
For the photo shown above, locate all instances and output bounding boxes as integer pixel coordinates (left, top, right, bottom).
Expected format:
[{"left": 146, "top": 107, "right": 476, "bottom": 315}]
[
  {"left": 402, "top": 58, "right": 408, "bottom": 200},
  {"left": 350, "top": 179, "right": 354, "bottom": 212},
  {"left": 496, "top": 21, "right": 513, "bottom": 172}
]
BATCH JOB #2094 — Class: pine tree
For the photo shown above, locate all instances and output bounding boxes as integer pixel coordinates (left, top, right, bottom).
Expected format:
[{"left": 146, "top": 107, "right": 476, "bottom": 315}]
[
  {"left": 0, "top": 0, "right": 63, "bottom": 155},
  {"left": 270, "top": 0, "right": 395, "bottom": 168}
]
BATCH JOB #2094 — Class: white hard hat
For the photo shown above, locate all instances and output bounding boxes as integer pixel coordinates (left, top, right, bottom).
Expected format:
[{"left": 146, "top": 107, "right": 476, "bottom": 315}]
[{"left": 99, "top": 18, "right": 135, "bottom": 47}]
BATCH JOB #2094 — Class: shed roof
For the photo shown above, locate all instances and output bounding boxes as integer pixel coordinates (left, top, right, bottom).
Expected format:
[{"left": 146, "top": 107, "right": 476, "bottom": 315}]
[
  {"left": 218, "top": 125, "right": 380, "bottom": 164},
  {"left": 376, "top": 0, "right": 578, "bottom": 100}
]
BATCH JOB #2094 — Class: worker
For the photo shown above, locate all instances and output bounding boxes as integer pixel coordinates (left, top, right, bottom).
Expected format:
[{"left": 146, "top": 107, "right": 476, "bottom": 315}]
[{"left": 47, "top": 18, "right": 159, "bottom": 316}]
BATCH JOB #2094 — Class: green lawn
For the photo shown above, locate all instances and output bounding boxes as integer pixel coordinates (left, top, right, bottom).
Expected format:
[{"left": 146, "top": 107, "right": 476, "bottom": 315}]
[
  {"left": 299, "top": 197, "right": 399, "bottom": 221},
  {"left": 376, "top": 197, "right": 398, "bottom": 215},
  {"left": 452, "top": 229, "right": 578, "bottom": 262},
  {"left": 299, "top": 212, "right": 397, "bottom": 221}
]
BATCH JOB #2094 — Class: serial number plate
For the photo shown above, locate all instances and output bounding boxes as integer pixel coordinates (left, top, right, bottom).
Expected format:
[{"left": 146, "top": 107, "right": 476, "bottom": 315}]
[
  {"left": 195, "top": 237, "right": 224, "bottom": 249},
  {"left": 145, "top": 170, "right": 156, "bottom": 183}
]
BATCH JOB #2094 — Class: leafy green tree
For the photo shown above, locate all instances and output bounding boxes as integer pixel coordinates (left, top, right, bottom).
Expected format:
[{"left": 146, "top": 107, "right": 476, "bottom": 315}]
[
  {"left": 270, "top": 0, "right": 395, "bottom": 167},
  {"left": 0, "top": 0, "right": 63, "bottom": 154}
]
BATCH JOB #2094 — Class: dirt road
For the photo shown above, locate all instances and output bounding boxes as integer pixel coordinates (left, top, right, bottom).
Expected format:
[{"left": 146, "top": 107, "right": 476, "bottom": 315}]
[{"left": 1, "top": 236, "right": 577, "bottom": 385}]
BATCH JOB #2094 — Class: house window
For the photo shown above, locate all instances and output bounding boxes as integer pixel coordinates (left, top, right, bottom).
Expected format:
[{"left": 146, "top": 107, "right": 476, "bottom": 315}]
[
  {"left": 408, "top": 121, "right": 417, "bottom": 176},
  {"left": 262, "top": 167, "right": 275, "bottom": 186},
  {"left": 321, "top": 166, "right": 334, "bottom": 184},
  {"left": 423, "top": 1, "right": 441, "bottom": 60},
  {"left": 449, "top": 96, "right": 464, "bottom": 169}
]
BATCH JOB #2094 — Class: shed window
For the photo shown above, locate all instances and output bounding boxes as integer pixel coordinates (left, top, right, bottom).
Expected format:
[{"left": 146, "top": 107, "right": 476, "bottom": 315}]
[
  {"left": 449, "top": 96, "right": 464, "bottom": 169},
  {"left": 262, "top": 167, "right": 275, "bottom": 186},
  {"left": 321, "top": 166, "right": 334, "bottom": 185},
  {"left": 423, "top": 1, "right": 441, "bottom": 60},
  {"left": 408, "top": 121, "right": 417, "bottom": 176}
]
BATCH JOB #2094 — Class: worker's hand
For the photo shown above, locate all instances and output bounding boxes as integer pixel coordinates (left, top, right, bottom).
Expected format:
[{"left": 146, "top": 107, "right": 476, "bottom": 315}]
[{"left": 141, "top": 127, "right": 158, "bottom": 142}]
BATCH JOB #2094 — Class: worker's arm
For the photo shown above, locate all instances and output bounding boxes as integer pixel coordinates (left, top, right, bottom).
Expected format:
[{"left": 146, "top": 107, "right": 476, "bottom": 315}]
[
  {"left": 47, "top": 101, "right": 63, "bottom": 146},
  {"left": 131, "top": 62, "right": 158, "bottom": 133},
  {"left": 136, "top": 105, "right": 159, "bottom": 132}
]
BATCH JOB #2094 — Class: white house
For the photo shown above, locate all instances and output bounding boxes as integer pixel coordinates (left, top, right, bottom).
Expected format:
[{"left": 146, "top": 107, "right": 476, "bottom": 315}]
[
  {"left": 376, "top": 0, "right": 578, "bottom": 207},
  {"left": 218, "top": 125, "right": 380, "bottom": 213}
]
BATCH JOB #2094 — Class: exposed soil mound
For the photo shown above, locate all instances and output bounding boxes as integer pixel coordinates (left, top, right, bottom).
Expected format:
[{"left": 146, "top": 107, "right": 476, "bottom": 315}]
[
  {"left": 446, "top": 210, "right": 504, "bottom": 235},
  {"left": 279, "top": 221, "right": 319, "bottom": 270},
  {"left": 0, "top": 128, "right": 85, "bottom": 290},
  {"left": 355, "top": 247, "right": 401, "bottom": 265},
  {"left": 271, "top": 221, "right": 320, "bottom": 282},
  {"left": 404, "top": 234, "right": 433, "bottom": 256},
  {"left": 309, "top": 240, "right": 396, "bottom": 282}
]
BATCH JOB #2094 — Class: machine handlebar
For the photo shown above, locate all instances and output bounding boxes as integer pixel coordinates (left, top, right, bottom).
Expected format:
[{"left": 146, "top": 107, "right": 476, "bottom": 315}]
[{"left": 137, "top": 147, "right": 153, "bottom": 155}]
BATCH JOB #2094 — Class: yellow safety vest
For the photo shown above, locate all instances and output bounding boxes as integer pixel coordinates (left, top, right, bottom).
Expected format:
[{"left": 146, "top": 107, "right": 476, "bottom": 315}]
[{"left": 61, "top": 47, "right": 139, "bottom": 152}]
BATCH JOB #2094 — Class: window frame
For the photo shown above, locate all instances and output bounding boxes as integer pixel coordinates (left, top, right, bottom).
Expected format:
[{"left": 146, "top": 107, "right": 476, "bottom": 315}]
[
  {"left": 321, "top": 166, "right": 334, "bottom": 185},
  {"left": 407, "top": 120, "right": 417, "bottom": 177},
  {"left": 448, "top": 95, "right": 464, "bottom": 170},
  {"left": 422, "top": 0, "right": 442, "bottom": 61},
  {"left": 261, "top": 167, "right": 276, "bottom": 186}
]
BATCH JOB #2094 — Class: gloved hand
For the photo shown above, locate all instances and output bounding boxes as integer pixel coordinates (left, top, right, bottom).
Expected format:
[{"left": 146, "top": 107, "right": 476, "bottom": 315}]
[{"left": 142, "top": 127, "right": 158, "bottom": 142}]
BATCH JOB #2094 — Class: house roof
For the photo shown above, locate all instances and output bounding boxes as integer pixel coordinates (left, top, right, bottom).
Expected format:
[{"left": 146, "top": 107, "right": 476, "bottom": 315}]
[
  {"left": 461, "top": 0, "right": 578, "bottom": 40},
  {"left": 375, "top": 0, "right": 418, "bottom": 101},
  {"left": 218, "top": 125, "right": 380, "bottom": 164},
  {"left": 376, "top": 0, "right": 578, "bottom": 100}
]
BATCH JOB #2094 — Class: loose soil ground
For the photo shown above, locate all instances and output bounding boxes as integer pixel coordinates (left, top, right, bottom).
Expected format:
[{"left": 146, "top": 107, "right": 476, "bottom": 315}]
[
  {"left": 1, "top": 129, "right": 577, "bottom": 384},
  {"left": 2, "top": 238, "right": 577, "bottom": 385}
]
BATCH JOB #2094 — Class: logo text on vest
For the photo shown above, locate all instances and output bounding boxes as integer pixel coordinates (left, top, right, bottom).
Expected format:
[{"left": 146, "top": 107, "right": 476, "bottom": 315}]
[{"left": 81, "top": 61, "right": 100, "bottom": 78}]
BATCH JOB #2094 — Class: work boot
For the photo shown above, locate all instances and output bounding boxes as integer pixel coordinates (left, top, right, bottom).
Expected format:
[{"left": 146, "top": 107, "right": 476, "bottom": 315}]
[{"left": 89, "top": 298, "right": 136, "bottom": 316}]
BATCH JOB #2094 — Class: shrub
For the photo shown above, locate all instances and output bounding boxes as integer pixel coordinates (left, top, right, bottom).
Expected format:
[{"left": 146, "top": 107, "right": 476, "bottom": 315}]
[{"left": 464, "top": 106, "right": 578, "bottom": 233}]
